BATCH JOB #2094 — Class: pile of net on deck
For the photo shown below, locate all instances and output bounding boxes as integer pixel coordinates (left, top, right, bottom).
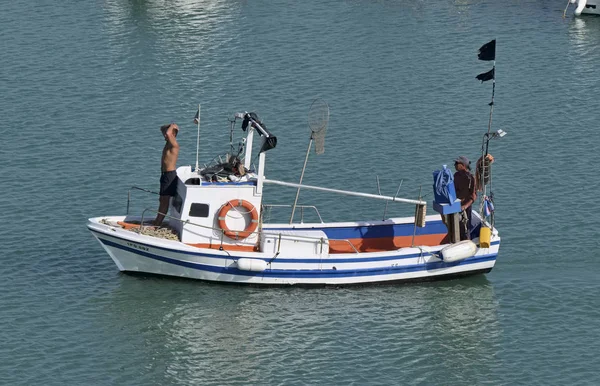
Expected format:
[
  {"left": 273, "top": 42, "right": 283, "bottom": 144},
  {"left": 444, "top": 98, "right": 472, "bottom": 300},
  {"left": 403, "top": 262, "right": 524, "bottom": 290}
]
[
  {"left": 134, "top": 226, "right": 179, "bottom": 240},
  {"left": 100, "top": 219, "right": 179, "bottom": 241}
]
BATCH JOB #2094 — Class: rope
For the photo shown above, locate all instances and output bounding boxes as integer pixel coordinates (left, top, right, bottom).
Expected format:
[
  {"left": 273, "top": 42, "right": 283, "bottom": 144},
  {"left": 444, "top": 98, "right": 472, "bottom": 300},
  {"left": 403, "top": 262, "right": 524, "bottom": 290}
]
[{"left": 563, "top": 0, "right": 570, "bottom": 17}]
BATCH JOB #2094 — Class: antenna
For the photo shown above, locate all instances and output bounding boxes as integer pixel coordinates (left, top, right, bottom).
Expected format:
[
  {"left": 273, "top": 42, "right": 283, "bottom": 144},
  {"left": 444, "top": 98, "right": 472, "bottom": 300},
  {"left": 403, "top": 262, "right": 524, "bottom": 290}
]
[{"left": 195, "top": 104, "right": 201, "bottom": 172}]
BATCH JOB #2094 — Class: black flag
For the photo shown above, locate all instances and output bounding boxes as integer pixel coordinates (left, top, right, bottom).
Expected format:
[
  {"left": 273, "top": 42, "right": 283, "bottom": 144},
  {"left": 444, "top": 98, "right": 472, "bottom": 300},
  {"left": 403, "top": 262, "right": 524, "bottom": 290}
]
[
  {"left": 476, "top": 68, "right": 495, "bottom": 83},
  {"left": 478, "top": 39, "right": 496, "bottom": 61},
  {"left": 193, "top": 108, "right": 199, "bottom": 124}
]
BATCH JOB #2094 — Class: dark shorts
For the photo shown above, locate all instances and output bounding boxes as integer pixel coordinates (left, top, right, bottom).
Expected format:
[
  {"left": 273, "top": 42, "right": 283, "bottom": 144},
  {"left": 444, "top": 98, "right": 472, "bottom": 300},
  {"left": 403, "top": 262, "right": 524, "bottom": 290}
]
[
  {"left": 460, "top": 205, "right": 473, "bottom": 241},
  {"left": 159, "top": 170, "right": 178, "bottom": 197}
]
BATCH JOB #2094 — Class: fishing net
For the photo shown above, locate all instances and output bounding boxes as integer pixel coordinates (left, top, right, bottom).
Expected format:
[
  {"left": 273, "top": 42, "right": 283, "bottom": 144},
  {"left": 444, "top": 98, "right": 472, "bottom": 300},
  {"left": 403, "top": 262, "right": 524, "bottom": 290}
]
[{"left": 308, "top": 98, "right": 329, "bottom": 155}]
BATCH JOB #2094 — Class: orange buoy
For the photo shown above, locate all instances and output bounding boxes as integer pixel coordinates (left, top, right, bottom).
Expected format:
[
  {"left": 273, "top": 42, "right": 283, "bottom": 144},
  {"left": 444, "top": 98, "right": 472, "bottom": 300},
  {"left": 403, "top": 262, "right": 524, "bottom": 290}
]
[{"left": 217, "top": 199, "right": 259, "bottom": 240}]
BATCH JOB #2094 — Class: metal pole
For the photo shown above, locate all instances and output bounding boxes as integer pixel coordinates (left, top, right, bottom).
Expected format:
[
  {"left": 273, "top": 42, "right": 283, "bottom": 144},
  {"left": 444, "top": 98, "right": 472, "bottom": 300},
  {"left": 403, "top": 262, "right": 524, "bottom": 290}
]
[
  {"left": 411, "top": 186, "right": 422, "bottom": 247},
  {"left": 383, "top": 180, "right": 403, "bottom": 220},
  {"left": 486, "top": 75, "right": 495, "bottom": 138},
  {"left": 377, "top": 176, "right": 387, "bottom": 220},
  {"left": 266, "top": 178, "right": 426, "bottom": 205},
  {"left": 480, "top": 62, "right": 496, "bottom": 216},
  {"left": 229, "top": 118, "right": 235, "bottom": 156},
  {"left": 290, "top": 138, "right": 313, "bottom": 224},
  {"left": 195, "top": 104, "right": 201, "bottom": 172}
]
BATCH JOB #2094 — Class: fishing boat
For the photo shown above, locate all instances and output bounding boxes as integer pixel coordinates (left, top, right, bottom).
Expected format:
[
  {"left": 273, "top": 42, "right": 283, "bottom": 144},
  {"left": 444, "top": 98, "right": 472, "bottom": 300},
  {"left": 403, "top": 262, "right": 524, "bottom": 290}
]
[
  {"left": 87, "top": 41, "right": 504, "bottom": 286},
  {"left": 569, "top": 0, "right": 600, "bottom": 15}
]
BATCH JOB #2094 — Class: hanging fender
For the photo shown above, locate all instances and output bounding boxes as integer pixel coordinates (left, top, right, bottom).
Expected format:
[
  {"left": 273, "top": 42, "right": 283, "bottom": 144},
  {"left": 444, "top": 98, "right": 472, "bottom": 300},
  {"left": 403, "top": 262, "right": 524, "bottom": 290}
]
[
  {"left": 575, "top": 0, "right": 588, "bottom": 15},
  {"left": 217, "top": 199, "right": 259, "bottom": 240}
]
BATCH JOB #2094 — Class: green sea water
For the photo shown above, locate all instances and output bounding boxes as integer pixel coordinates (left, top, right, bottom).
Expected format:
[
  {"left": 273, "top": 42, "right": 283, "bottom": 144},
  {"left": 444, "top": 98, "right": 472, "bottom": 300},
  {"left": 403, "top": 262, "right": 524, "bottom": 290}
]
[{"left": 1, "top": 0, "right": 600, "bottom": 384}]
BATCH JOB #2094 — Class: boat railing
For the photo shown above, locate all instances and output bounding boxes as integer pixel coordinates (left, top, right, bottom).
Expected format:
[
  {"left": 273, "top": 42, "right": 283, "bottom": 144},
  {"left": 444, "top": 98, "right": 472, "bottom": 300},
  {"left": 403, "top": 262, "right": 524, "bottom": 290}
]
[
  {"left": 136, "top": 208, "right": 360, "bottom": 254},
  {"left": 126, "top": 186, "right": 159, "bottom": 215},
  {"left": 262, "top": 204, "right": 324, "bottom": 224}
]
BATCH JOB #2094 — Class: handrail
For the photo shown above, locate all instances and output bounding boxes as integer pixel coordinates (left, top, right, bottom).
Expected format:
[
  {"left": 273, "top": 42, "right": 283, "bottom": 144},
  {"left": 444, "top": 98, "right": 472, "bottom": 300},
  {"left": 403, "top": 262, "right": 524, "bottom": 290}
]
[
  {"left": 127, "top": 186, "right": 159, "bottom": 215},
  {"left": 133, "top": 207, "right": 359, "bottom": 254},
  {"left": 262, "top": 204, "right": 324, "bottom": 223}
]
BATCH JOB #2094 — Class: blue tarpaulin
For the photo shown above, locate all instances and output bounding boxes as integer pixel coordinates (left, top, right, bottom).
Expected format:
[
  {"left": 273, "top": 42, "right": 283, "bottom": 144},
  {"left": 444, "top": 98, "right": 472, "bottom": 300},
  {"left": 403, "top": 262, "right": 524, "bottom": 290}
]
[{"left": 433, "top": 165, "right": 457, "bottom": 204}]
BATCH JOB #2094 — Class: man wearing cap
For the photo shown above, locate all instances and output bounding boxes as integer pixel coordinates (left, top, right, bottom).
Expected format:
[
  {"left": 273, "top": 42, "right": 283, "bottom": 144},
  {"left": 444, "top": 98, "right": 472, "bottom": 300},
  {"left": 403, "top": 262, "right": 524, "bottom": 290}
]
[
  {"left": 153, "top": 123, "right": 180, "bottom": 226},
  {"left": 454, "top": 155, "right": 477, "bottom": 240}
]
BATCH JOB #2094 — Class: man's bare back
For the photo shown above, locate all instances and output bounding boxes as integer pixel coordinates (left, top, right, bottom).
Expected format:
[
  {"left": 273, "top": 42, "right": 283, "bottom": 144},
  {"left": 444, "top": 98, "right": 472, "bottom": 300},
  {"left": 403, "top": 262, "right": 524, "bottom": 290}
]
[{"left": 160, "top": 123, "right": 179, "bottom": 172}]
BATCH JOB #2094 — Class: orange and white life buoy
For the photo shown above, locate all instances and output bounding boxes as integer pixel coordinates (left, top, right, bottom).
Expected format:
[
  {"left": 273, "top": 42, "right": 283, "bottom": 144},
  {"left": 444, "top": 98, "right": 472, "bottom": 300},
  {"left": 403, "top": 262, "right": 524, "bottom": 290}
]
[{"left": 217, "top": 199, "right": 259, "bottom": 240}]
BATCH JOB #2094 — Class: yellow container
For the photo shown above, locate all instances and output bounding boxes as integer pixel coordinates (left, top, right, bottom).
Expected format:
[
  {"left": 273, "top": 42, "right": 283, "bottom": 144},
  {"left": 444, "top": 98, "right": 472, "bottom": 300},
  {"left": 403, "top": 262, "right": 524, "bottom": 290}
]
[{"left": 479, "top": 227, "right": 491, "bottom": 248}]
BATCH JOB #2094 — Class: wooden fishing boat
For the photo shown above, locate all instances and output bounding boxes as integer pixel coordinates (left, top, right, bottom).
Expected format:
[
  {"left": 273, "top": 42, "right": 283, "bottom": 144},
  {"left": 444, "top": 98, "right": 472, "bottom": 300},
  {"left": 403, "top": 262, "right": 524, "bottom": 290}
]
[{"left": 88, "top": 41, "right": 504, "bottom": 286}]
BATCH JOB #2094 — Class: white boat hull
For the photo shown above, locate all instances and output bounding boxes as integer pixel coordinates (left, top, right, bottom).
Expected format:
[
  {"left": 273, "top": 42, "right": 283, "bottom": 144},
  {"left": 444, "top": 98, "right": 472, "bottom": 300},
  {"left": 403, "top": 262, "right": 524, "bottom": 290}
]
[{"left": 88, "top": 218, "right": 499, "bottom": 286}]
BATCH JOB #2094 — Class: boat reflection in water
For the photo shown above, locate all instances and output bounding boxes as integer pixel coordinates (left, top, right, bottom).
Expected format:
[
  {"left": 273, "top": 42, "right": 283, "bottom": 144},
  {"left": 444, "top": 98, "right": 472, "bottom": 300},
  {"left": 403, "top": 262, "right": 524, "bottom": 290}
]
[
  {"left": 94, "top": 276, "right": 503, "bottom": 384},
  {"left": 97, "top": 274, "right": 500, "bottom": 384}
]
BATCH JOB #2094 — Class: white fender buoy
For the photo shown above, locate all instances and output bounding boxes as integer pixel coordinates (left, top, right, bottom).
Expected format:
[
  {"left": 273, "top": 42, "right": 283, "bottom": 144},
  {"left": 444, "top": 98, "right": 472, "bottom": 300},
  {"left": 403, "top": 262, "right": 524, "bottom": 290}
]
[
  {"left": 236, "top": 258, "right": 268, "bottom": 272},
  {"left": 441, "top": 240, "right": 477, "bottom": 262},
  {"left": 575, "top": 0, "right": 587, "bottom": 15}
]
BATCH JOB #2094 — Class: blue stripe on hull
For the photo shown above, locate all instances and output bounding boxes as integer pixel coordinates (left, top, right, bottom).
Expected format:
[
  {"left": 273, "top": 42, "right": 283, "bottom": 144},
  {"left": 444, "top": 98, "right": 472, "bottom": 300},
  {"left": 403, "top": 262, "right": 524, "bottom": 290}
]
[
  {"left": 98, "top": 237, "right": 497, "bottom": 279},
  {"left": 91, "top": 230, "right": 499, "bottom": 264}
]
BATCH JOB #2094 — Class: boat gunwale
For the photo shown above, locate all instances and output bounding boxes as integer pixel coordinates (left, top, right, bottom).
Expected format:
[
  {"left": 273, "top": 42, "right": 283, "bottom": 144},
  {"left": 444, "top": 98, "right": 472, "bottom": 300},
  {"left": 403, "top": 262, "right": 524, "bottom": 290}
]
[{"left": 88, "top": 218, "right": 500, "bottom": 262}]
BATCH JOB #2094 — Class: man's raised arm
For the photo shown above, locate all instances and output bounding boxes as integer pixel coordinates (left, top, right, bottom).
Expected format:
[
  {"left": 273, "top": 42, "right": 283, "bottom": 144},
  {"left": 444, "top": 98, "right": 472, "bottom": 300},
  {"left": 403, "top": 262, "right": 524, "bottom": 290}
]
[{"left": 164, "top": 123, "right": 179, "bottom": 147}]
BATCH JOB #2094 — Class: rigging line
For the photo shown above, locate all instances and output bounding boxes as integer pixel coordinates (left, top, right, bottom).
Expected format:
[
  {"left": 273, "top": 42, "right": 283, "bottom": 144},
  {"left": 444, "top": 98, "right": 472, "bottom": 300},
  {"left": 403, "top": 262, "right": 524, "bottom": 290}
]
[{"left": 485, "top": 62, "right": 496, "bottom": 140}]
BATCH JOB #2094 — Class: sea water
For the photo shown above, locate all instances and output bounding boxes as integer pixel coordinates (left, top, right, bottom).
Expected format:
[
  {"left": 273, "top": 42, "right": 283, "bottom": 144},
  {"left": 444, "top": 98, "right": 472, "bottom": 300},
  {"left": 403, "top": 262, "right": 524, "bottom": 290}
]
[{"left": 1, "top": 0, "right": 600, "bottom": 384}]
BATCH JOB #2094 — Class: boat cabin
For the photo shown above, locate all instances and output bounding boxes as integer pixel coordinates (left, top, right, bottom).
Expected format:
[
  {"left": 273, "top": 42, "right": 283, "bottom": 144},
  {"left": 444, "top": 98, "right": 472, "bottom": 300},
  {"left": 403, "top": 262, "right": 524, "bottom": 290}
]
[{"left": 165, "top": 112, "right": 274, "bottom": 249}]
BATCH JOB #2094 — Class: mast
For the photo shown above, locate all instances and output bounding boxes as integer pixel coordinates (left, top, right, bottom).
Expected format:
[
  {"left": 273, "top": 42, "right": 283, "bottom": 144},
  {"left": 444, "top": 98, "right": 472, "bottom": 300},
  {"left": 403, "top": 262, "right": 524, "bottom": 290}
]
[
  {"left": 476, "top": 39, "right": 496, "bottom": 145},
  {"left": 486, "top": 65, "right": 496, "bottom": 144},
  {"left": 476, "top": 39, "right": 498, "bottom": 224},
  {"left": 194, "top": 104, "right": 201, "bottom": 172}
]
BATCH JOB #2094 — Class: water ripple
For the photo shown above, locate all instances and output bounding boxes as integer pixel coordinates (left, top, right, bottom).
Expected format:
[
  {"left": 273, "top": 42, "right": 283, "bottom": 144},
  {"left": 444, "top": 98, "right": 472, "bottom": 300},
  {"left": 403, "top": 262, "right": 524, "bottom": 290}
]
[{"left": 2, "top": 0, "right": 600, "bottom": 384}]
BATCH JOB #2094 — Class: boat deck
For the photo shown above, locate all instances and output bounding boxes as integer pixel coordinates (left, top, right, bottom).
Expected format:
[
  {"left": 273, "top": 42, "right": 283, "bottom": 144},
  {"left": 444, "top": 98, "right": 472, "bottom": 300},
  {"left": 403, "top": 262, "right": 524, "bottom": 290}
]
[{"left": 103, "top": 219, "right": 455, "bottom": 254}]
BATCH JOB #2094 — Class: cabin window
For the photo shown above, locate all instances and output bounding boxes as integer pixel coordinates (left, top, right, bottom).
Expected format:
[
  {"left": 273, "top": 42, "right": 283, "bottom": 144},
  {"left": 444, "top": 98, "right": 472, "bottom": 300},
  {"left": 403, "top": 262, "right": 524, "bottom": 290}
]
[
  {"left": 173, "top": 194, "right": 183, "bottom": 213},
  {"left": 189, "top": 203, "right": 210, "bottom": 218},
  {"left": 185, "top": 178, "right": 201, "bottom": 185}
]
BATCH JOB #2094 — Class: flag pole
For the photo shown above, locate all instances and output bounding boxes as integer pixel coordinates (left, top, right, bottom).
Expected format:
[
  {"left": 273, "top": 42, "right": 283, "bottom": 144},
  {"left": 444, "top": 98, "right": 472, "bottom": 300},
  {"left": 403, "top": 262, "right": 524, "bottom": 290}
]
[
  {"left": 482, "top": 74, "right": 495, "bottom": 223},
  {"left": 481, "top": 63, "right": 495, "bottom": 209},
  {"left": 475, "top": 39, "right": 496, "bottom": 156},
  {"left": 475, "top": 39, "right": 497, "bottom": 219},
  {"left": 195, "top": 104, "right": 201, "bottom": 172},
  {"left": 485, "top": 62, "right": 496, "bottom": 153}
]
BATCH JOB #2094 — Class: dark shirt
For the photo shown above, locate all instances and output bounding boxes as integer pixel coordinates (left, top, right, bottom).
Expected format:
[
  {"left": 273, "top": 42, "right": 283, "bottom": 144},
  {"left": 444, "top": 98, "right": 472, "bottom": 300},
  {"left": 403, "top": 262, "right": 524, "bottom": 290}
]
[{"left": 454, "top": 170, "right": 476, "bottom": 207}]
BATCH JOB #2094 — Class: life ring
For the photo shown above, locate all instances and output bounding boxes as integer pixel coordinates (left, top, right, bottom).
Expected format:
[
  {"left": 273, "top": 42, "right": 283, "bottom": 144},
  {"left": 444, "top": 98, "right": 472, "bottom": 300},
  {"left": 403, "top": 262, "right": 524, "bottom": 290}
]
[{"left": 217, "top": 199, "right": 259, "bottom": 240}]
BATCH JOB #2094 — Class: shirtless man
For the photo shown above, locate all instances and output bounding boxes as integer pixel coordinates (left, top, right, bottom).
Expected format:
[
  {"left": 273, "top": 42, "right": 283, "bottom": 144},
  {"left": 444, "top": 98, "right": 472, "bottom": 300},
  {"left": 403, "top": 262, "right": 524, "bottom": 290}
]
[{"left": 153, "top": 123, "right": 180, "bottom": 226}]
